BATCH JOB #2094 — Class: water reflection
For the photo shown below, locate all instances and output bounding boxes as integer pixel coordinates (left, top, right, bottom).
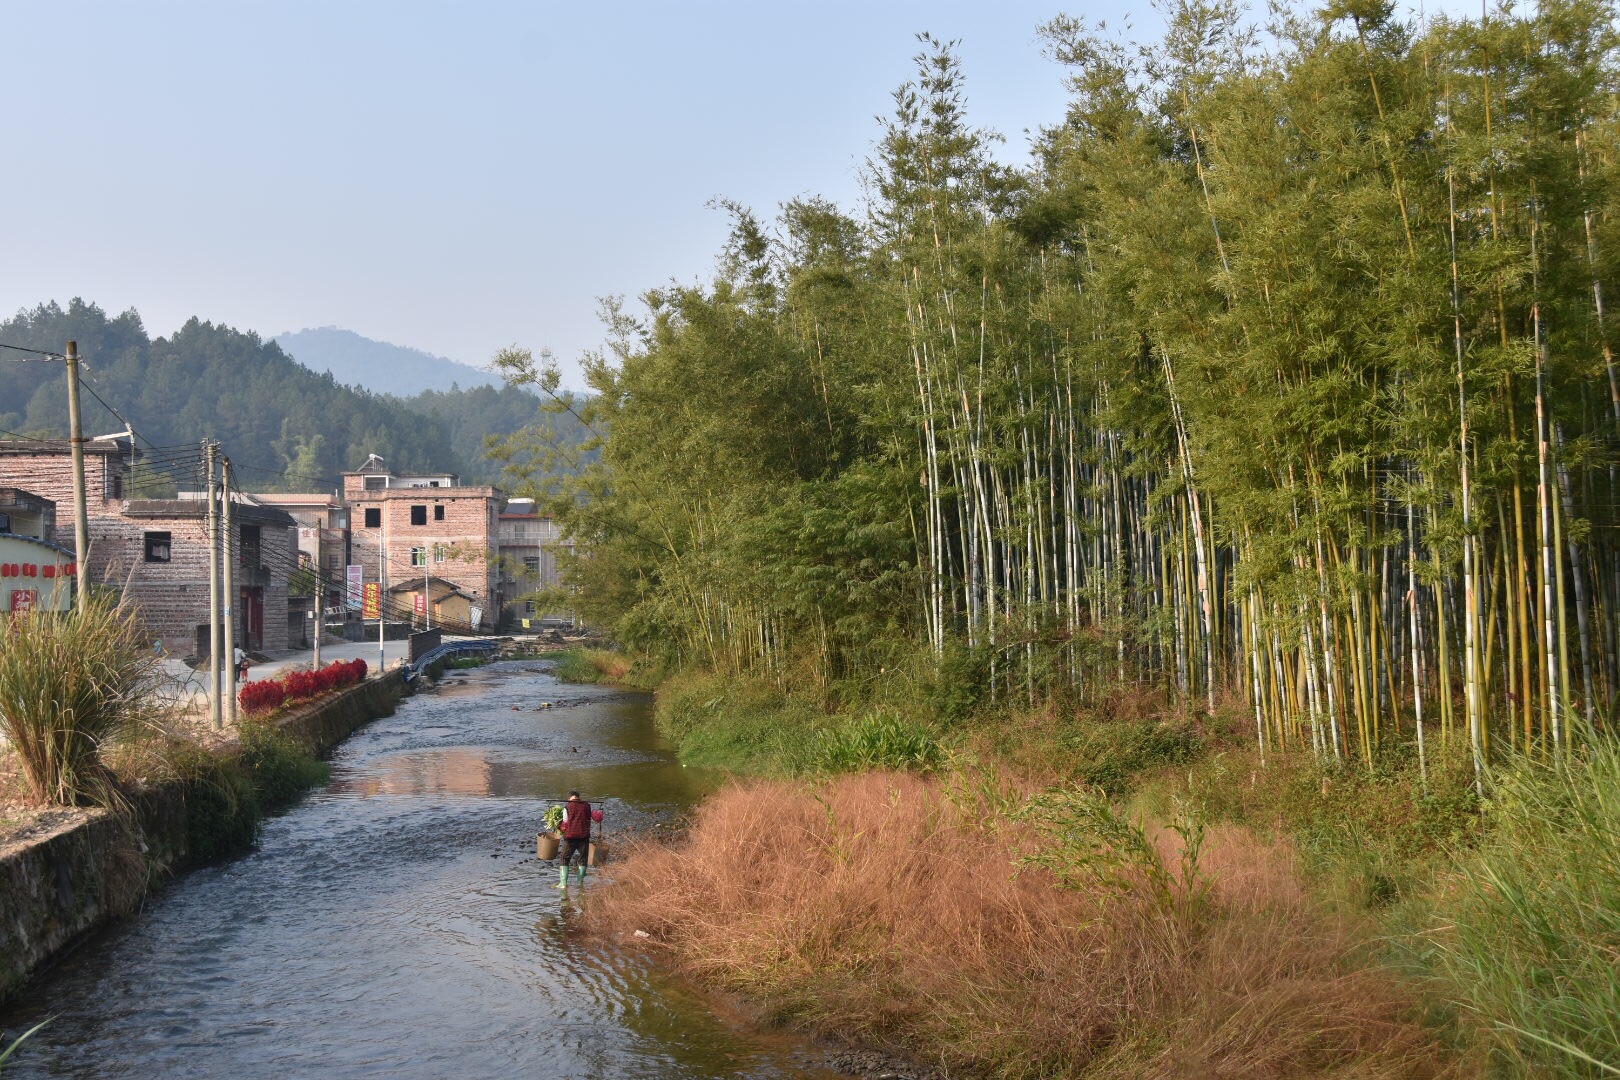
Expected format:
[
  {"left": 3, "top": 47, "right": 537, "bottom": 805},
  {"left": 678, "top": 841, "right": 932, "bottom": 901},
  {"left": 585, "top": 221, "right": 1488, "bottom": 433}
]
[{"left": 0, "top": 662, "right": 837, "bottom": 1080}]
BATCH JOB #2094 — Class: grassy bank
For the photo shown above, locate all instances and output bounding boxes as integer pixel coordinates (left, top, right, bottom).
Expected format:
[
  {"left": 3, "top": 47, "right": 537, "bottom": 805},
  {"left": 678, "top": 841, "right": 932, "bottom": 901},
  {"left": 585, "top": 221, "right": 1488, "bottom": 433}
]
[
  {"left": 572, "top": 660, "right": 1619, "bottom": 1077},
  {"left": 145, "top": 722, "right": 330, "bottom": 863},
  {"left": 547, "top": 647, "right": 639, "bottom": 686}
]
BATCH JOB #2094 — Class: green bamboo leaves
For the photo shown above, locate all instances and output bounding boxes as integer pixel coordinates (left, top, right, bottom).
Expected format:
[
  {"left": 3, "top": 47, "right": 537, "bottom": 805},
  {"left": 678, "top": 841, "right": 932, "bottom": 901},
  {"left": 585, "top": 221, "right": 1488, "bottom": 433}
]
[{"left": 491, "top": 2, "right": 1620, "bottom": 779}]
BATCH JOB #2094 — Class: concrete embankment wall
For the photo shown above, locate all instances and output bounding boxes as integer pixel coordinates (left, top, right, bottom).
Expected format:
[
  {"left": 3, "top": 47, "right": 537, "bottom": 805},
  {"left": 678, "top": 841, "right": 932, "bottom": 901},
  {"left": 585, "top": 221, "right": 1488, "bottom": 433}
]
[{"left": 0, "top": 670, "right": 408, "bottom": 1002}]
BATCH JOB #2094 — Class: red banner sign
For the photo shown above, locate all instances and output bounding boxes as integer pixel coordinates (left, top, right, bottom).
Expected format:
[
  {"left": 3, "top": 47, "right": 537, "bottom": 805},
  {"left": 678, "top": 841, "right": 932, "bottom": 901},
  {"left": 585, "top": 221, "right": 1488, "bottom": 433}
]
[{"left": 363, "top": 582, "right": 381, "bottom": 620}]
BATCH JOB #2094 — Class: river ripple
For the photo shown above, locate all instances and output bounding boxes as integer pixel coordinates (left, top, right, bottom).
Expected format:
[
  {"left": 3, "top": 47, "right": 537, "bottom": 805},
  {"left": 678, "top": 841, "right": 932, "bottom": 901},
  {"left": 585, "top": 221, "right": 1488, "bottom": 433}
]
[{"left": 0, "top": 662, "right": 840, "bottom": 1080}]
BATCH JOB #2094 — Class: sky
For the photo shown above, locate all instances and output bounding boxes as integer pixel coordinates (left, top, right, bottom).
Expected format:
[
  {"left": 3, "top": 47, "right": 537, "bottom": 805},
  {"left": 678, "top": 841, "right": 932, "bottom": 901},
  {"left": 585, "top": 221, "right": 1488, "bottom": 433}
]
[{"left": 5, "top": 0, "right": 1466, "bottom": 392}]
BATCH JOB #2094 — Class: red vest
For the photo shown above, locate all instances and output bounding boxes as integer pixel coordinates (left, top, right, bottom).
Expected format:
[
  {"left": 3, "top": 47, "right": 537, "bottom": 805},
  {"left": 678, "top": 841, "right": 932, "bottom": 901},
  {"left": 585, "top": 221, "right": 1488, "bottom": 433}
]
[{"left": 561, "top": 800, "right": 592, "bottom": 839}]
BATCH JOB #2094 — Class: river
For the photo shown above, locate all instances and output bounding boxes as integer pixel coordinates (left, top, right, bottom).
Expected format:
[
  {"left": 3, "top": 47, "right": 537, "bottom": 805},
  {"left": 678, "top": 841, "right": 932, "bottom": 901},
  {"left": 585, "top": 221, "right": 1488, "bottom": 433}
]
[{"left": 0, "top": 661, "right": 843, "bottom": 1080}]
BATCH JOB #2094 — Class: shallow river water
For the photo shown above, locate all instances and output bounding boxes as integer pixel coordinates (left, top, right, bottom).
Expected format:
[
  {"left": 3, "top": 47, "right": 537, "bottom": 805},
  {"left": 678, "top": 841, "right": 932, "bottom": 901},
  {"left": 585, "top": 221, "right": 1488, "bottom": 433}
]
[{"left": 1, "top": 662, "right": 842, "bottom": 1080}]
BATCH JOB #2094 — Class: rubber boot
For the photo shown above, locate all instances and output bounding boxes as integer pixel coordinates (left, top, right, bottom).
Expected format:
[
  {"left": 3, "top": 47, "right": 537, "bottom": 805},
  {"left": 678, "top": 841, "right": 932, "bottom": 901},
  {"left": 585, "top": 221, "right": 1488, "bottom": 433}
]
[
  {"left": 555, "top": 864, "right": 570, "bottom": 890},
  {"left": 576, "top": 863, "right": 588, "bottom": 887}
]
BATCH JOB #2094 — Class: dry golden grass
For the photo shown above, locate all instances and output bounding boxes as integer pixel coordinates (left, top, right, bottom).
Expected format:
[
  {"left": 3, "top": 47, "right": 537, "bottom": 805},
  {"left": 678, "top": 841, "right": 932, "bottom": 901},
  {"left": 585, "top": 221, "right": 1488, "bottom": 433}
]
[{"left": 586, "top": 772, "right": 1471, "bottom": 1079}]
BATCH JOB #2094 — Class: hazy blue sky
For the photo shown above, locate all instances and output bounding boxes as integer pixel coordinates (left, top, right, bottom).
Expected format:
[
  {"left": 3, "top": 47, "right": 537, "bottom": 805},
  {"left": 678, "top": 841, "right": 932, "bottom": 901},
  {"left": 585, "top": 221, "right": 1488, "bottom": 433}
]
[{"left": 5, "top": 1, "right": 1459, "bottom": 390}]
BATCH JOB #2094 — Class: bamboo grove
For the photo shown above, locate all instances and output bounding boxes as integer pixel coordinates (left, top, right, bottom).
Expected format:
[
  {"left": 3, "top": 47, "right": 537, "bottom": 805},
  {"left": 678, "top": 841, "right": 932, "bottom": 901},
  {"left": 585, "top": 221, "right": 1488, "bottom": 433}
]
[{"left": 497, "top": 0, "right": 1620, "bottom": 783}]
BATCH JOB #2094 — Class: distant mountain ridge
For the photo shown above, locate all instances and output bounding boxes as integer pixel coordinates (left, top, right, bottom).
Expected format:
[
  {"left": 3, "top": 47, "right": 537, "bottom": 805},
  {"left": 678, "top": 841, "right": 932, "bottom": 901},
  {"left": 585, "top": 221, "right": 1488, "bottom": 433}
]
[
  {"left": 0, "top": 301, "right": 582, "bottom": 491},
  {"left": 274, "top": 326, "right": 505, "bottom": 396}
]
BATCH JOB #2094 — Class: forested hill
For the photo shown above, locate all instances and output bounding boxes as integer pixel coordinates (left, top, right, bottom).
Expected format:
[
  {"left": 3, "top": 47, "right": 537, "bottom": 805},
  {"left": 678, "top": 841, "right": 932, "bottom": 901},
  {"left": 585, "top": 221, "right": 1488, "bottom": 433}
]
[
  {"left": 0, "top": 300, "right": 579, "bottom": 490},
  {"left": 273, "top": 326, "right": 501, "bottom": 395}
]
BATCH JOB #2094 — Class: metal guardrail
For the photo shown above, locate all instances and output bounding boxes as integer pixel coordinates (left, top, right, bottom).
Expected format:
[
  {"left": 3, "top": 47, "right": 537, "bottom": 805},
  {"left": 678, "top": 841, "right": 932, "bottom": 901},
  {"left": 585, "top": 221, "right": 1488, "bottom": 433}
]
[{"left": 402, "top": 639, "right": 499, "bottom": 682}]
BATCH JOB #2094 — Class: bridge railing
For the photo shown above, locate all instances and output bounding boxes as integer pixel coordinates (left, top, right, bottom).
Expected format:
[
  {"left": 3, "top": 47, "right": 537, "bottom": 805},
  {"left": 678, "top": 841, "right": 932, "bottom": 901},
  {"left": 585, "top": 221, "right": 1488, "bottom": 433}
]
[{"left": 402, "top": 639, "right": 499, "bottom": 682}]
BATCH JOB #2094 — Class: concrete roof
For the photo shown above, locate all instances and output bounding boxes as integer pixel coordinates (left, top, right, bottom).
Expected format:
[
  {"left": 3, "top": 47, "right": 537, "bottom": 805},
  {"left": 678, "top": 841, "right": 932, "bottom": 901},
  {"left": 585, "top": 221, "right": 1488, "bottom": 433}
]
[
  {"left": 122, "top": 499, "right": 297, "bottom": 528},
  {"left": 0, "top": 438, "right": 134, "bottom": 457},
  {"left": 0, "top": 532, "right": 74, "bottom": 559},
  {"left": 0, "top": 487, "right": 55, "bottom": 512}
]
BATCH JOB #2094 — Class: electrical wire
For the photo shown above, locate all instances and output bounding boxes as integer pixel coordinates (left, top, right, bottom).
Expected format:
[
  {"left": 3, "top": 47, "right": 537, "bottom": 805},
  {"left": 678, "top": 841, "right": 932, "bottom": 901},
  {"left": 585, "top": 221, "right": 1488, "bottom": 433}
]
[{"left": 0, "top": 342, "right": 65, "bottom": 360}]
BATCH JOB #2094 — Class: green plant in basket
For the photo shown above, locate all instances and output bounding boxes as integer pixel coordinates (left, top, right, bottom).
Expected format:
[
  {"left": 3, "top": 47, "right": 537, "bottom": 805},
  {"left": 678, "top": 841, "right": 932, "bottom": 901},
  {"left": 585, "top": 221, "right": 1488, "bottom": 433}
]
[{"left": 543, "top": 804, "right": 564, "bottom": 833}]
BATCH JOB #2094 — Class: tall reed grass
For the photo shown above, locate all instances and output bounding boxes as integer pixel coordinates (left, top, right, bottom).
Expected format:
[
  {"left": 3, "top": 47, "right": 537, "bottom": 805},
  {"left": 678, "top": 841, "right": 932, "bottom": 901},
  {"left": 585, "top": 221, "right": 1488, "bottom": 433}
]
[
  {"left": 0, "top": 594, "right": 160, "bottom": 807},
  {"left": 1409, "top": 739, "right": 1620, "bottom": 1077},
  {"left": 587, "top": 771, "right": 1462, "bottom": 1078}
]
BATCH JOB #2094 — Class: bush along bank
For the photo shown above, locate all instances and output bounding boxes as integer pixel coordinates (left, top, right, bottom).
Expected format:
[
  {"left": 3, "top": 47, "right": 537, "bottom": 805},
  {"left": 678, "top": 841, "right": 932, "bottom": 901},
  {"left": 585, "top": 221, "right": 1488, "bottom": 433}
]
[
  {"left": 545, "top": 647, "right": 640, "bottom": 686},
  {"left": 562, "top": 651, "right": 1620, "bottom": 1078}
]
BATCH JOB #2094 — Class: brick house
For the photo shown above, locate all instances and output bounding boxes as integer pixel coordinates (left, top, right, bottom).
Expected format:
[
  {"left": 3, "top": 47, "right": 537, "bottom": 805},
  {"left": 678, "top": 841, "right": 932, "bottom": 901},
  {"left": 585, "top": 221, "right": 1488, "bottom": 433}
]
[
  {"left": 246, "top": 492, "right": 353, "bottom": 643},
  {"left": 495, "top": 498, "right": 573, "bottom": 626},
  {"left": 0, "top": 439, "right": 297, "bottom": 654},
  {"left": 247, "top": 492, "right": 350, "bottom": 581},
  {"left": 341, "top": 455, "right": 500, "bottom": 629}
]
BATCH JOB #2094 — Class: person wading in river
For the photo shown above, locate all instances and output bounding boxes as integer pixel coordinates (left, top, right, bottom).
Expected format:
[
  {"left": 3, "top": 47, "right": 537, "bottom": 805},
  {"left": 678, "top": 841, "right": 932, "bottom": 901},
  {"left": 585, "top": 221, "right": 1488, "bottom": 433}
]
[{"left": 555, "top": 790, "right": 601, "bottom": 891}]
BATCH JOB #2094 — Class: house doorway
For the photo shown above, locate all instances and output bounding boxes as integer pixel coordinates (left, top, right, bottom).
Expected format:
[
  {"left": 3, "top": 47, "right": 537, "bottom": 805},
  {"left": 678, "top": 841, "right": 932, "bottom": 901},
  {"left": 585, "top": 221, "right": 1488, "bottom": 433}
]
[{"left": 240, "top": 586, "right": 265, "bottom": 650}]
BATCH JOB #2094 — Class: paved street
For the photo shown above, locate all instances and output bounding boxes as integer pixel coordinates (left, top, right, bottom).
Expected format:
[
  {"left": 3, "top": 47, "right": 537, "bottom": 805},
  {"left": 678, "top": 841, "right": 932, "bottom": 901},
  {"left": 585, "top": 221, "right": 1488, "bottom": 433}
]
[{"left": 152, "top": 633, "right": 499, "bottom": 711}]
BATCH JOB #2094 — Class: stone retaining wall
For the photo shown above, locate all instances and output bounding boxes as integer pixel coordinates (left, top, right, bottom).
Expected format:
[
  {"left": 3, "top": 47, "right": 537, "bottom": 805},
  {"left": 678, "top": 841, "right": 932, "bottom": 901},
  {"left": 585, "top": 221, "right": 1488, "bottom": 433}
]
[{"left": 0, "top": 669, "right": 409, "bottom": 1003}]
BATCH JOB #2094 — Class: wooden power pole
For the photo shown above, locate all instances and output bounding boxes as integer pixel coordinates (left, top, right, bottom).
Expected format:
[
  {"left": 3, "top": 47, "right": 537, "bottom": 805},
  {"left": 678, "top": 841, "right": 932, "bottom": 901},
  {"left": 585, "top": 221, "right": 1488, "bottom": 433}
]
[
  {"left": 64, "top": 341, "right": 90, "bottom": 614},
  {"left": 206, "top": 441, "right": 222, "bottom": 729},
  {"left": 223, "top": 457, "right": 237, "bottom": 728}
]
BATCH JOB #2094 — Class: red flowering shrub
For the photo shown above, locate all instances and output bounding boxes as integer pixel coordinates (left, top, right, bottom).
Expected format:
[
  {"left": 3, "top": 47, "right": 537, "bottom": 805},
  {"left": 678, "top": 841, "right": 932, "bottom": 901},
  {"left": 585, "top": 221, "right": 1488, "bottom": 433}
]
[
  {"left": 283, "top": 669, "right": 319, "bottom": 700},
  {"left": 238, "top": 679, "right": 286, "bottom": 714},
  {"left": 236, "top": 658, "right": 370, "bottom": 715}
]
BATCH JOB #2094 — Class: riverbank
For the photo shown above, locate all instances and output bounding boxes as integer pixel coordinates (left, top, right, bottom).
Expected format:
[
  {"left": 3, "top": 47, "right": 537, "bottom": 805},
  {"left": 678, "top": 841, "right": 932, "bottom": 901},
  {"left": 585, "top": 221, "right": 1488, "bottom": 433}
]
[
  {"left": 565, "top": 659, "right": 1617, "bottom": 1077},
  {"left": 0, "top": 670, "right": 408, "bottom": 1004}
]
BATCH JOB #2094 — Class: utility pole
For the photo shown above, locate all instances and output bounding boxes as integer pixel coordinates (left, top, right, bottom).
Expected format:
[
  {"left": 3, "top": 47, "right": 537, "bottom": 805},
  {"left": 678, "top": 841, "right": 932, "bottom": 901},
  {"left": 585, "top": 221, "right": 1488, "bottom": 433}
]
[
  {"left": 313, "top": 571, "right": 323, "bottom": 669},
  {"left": 222, "top": 457, "right": 237, "bottom": 728},
  {"left": 379, "top": 505, "right": 388, "bottom": 674},
  {"left": 64, "top": 341, "right": 90, "bottom": 614},
  {"left": 425, "top": 554, "right": 432, "bottom": 632},
  {"left": 206, "top": 441, "right": 222, "bottom": 729}
]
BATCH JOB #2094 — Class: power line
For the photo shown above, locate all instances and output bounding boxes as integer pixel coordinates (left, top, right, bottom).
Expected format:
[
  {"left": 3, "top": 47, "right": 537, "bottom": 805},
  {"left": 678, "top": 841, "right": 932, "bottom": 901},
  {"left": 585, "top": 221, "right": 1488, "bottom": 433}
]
[{"left": 0, "top": 342, "right": 65, "bottom": 361}]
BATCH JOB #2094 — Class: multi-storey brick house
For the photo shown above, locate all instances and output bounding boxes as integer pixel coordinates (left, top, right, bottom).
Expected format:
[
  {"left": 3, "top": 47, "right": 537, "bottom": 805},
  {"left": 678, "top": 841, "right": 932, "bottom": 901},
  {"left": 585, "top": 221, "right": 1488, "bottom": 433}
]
[
  {"left": 246, "top": 491, "right": 353, "bottom": 642},
  {"left": 116, "top": 497, "right": 297, "bottom": 653},
  {"left": 341, "top": 455, "right": 501, "bottom": 630},
  {"left": 247, "top": 492, "right": 351, "bottom": 581},
  {"left": 495, "top": 498, "right": 574, "bottom": 626},
  {"left": 0, "top": 439, "right": 297, "bottom": 653}
]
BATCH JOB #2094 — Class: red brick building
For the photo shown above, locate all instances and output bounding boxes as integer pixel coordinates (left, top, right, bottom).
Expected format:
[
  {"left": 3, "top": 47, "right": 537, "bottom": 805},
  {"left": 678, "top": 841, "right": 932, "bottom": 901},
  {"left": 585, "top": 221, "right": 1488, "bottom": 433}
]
[
  {"left": 341, "top": 456, "right": 500, "bottom": 630},
  {"left": 0, "top": 440, "right": 296, "bottom": 654}
]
